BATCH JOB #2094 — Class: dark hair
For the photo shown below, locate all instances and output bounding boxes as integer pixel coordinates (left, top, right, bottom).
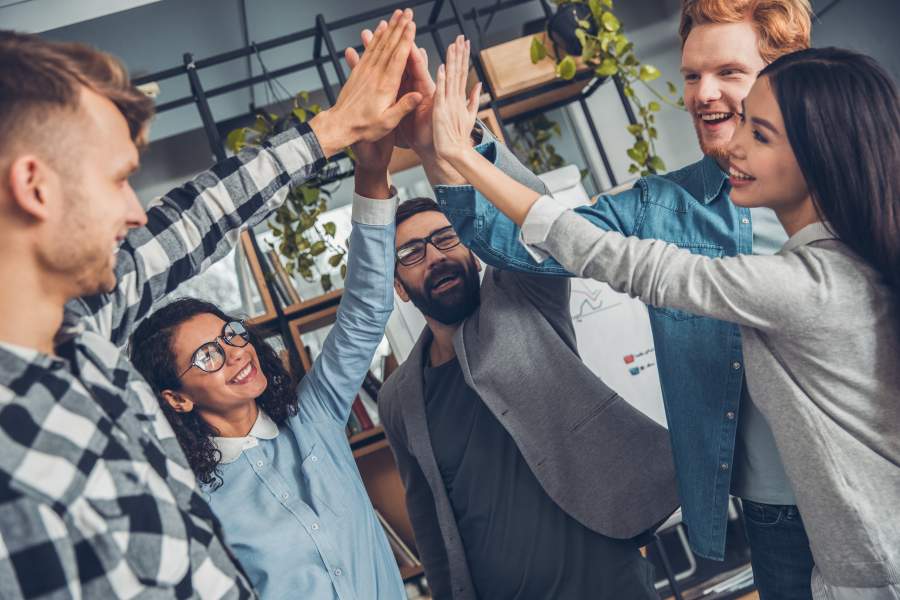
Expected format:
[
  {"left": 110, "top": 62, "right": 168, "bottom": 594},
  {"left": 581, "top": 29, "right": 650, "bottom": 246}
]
[
  {"left": 396, "top": 197, "right": 442, "bottom": 226},
  {"left": 759, "top": 48, "right": 900, "bottom": 320},
  {"left": 130, "top": 298, "right": 297, "bottom": 489},
  {"left": 0, "top": 30, "right": 154, "bottom": 151}
]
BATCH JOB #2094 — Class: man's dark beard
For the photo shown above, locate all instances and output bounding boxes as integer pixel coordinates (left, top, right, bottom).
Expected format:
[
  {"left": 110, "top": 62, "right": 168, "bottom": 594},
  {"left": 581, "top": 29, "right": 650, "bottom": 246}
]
[{"left": 401, "top": 255, "right": 480, "bottom": 325}]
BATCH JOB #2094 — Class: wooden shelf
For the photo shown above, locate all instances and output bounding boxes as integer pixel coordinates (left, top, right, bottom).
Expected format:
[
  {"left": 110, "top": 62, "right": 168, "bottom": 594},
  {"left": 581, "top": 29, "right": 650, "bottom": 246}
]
[
  {"left": 400, "top": 564, "right": 425, "bottom": 582},
  {"left": 478, "top": 34, "right": 592, "bottom": 119},
  {"left": 282, "top": 288, "right": 343, "bottom": 318},
  {"left": 348, "top": 425, "right": 385, "bottom": 447},
  {"left": 353, "top": 437, "right": 391, "bottom": 460}
]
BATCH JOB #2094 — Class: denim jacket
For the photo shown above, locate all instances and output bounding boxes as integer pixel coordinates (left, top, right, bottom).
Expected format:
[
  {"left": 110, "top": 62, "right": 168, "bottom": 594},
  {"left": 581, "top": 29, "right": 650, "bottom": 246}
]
[{"left": 434, "top": 143, "right": 786, "bottom": 560}]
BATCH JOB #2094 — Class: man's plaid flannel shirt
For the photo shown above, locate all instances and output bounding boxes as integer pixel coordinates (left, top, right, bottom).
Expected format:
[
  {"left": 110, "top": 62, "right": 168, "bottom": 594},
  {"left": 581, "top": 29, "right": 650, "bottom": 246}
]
[{"left": 0, "top": 123, "right": 325, "bottom": 599}]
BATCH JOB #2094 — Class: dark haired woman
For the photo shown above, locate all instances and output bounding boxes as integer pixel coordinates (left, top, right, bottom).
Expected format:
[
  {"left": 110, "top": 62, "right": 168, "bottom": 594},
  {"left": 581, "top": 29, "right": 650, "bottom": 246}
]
[
  {"left": 131, "top": 192, "right": 406, "bottom": 599},
  {"left": 433, "top": 42, "right": 900, "bottom": 598}
]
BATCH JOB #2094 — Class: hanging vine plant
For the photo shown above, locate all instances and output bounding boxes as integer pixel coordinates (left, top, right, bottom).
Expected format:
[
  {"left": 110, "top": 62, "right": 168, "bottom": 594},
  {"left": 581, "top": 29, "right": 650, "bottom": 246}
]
[
  {"left": 531, "top": 0, "right": 685, "bottom": 176},
  {"left": 226, "top": 91, "right": 347, "bottom": 293},
  {"left": 509, "top": 113, "right": 567, "bottom": 175}
]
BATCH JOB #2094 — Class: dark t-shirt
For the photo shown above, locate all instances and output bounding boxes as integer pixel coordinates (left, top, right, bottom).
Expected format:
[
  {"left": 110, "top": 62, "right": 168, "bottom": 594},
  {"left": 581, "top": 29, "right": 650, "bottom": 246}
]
[{"left": 423, "top": 356, "right": 658, "bottom": 600}]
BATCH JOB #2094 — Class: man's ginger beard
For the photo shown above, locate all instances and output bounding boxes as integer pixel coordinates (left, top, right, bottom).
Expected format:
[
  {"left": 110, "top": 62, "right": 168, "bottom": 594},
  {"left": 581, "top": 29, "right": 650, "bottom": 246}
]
[{"left": 694, "top": 120, "right": 733, "bottom": 165}]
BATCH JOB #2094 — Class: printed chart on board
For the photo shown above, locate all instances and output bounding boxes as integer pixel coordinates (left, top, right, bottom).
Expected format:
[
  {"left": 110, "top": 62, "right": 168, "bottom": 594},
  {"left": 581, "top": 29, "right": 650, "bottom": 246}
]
[{"left": 568, "top": 278, "right": 667, "bottom": 428}]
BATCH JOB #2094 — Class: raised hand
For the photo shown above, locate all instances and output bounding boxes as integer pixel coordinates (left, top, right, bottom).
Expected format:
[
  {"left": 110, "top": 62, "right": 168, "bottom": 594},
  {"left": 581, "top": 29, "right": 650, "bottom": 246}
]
[
  {"left": 346, "top": 24, "right": 435, "bottom": 152},
  {"left": 309, "top": 9, "right": 421, "bottom": 158},
  {"left": 433, "top": 37, "right": 481, "bottom": 163},
  {"left": 343, "top": 21, "right": 400, "bottom": 180}
]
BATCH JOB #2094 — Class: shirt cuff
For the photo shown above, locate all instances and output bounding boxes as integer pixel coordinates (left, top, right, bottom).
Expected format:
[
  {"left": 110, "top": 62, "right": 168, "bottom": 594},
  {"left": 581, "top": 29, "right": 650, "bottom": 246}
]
[
  {"left": 352, "top": 188, "right": 399, "bottom": 226},
  {"left": 519, "top": 195, "right": 568, "bottom": 262}
]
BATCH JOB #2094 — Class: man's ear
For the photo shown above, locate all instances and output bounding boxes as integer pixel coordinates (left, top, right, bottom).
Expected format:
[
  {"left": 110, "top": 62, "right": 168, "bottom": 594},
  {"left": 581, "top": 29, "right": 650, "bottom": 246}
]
[
  {"left": 161, "top": 390, "right": 195, "bottom": 414},
  {"left": 393, "top": 277, "right": 411, "bottom": 302},
  {"left": 7, "top": 155, "right": 57, "bottom": 221}
]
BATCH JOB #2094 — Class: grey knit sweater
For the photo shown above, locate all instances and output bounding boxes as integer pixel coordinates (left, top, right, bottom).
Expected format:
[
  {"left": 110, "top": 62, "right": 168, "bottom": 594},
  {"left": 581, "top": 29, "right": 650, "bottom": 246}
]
[{"left": 524, "top": 203, "right": 900, "bottom": 590}]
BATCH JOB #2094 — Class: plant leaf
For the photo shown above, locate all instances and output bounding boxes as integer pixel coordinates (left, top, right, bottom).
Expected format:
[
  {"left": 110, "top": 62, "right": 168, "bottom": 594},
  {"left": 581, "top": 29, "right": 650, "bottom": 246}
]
[
  {"left": 302, "top": 187, "right": 320, "bottom": 205},
  {"left": 328, "top": 253, "right": 344, "bottom": 267},
  {"left": 310, "top": 241, "right": 326, "bottom": 256},
  {"left": 323, "top": 222, "right": 337, "bottom": 237},
  {"left": 649, "top": 155, "right": 666, "bottom": 172},
  {"left": 530, "top": 36, "right": 546, "bottom": 64},
  {"left": 667, "top": 81, "right": 678, "bottom": 95},
  {"left": 648, "top": 101, "right": 661, "bottom": 112},
  {"left": 601, "top": 11, "right": 620, "bottom": 32},
  {"left": 575, "top": 28, "right": 587, "bottom": 48},
  {"left": 596, "top": 57, "right": 618, "bottom": 76},
  {"left": 639, "top": 64, "right": 661, "bottom": 81},
  {"left": 627, "top": 147, "right": 643, "bottom": 163},
  {"left": 225, "top": 127, "right": 247, "bottom": 152},
  {"left": 556, "top": 55, "right": 577, "bottom": 80}
]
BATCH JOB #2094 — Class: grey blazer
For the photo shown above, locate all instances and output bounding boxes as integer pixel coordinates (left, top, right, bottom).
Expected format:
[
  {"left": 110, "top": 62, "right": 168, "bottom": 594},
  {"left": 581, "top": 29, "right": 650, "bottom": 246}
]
[{"left": 379, "top": 138, "right": 679, "bottom": 600}]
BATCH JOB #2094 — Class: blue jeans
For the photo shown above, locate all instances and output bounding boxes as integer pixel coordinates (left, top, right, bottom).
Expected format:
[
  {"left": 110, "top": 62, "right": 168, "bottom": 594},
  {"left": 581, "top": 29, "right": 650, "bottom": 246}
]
[{"left": 742, "top": 500, "right": 815, "bottom": 600}]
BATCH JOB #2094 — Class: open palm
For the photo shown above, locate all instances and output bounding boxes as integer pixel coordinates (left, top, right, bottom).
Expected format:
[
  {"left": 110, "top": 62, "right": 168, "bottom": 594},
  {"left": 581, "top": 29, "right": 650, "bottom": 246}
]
[{"left": 433, "top": 37, "right": 481, "bottom": 162}]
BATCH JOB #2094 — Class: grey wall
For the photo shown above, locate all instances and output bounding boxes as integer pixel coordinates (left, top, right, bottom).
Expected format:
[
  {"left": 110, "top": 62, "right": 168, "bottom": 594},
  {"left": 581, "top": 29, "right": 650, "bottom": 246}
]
[{"left": 571, "top": 0, "right": 900, "bottom": 189}]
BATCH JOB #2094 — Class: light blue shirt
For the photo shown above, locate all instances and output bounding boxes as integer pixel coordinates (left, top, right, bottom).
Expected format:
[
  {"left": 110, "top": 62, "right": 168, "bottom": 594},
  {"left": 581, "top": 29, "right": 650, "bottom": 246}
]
[{"left": 204, "top": 193, "right": 406, "bottom": 600}]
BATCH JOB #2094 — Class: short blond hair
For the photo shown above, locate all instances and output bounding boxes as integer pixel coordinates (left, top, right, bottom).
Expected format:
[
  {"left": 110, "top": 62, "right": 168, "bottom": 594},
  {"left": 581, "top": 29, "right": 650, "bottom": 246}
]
[
  {"left": 0, "top": 30, "right": 154, "bottom": 153},
  {"left": 679, "top": 0, "right": 812, "bottom": 63}
]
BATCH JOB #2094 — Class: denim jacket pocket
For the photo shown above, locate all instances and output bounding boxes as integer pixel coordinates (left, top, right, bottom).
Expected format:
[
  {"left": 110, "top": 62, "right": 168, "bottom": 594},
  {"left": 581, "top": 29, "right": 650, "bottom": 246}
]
[{"left": 653, "top": 242, "right": 724, "bottom": 321}]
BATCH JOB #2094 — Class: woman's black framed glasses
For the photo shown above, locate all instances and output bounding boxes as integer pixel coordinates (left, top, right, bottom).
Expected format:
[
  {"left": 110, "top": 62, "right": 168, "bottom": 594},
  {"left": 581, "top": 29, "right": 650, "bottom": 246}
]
[
  {"left": 180, "top": 320, "right": 250, "bottom": 377},
  {"left": 396, "top": 226, "right": 461, "bottom": 267}
]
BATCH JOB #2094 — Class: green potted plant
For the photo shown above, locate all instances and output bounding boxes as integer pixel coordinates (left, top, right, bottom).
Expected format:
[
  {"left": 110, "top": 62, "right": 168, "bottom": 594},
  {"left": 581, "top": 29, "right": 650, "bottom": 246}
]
[
  {"left": 226, "top": 92, "right": 347, "bottom": 294},
  {"left": 509, "top": 113, "right": 567, "bottom": 175},
  {"left": 531, "top": 0, "right": 684, "bottom": 176}
]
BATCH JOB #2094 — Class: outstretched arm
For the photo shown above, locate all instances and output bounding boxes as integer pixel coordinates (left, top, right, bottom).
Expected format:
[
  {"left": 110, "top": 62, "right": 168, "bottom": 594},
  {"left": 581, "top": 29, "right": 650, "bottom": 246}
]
[
  {"left": 68, "top": 10, "right": 422, "bottom": 348},
  {"left": 432, "top": 37, "right": 816, "bottom": 333},
  {"left": 295, "top": 190, "right": 397, "bottom": 425},
  {"left": 296, "top": 109, "right": 399, "bottom": 424},
  {"left": 430, "top": 39, "right": 638, "bottom": 277}
]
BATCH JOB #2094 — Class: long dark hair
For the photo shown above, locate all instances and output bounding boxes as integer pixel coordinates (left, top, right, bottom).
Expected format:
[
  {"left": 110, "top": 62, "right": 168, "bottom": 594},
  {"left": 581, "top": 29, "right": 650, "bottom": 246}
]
[
  {"left": 760, "top": 47, "right": 900, "bottom": 314},
  {"left": 130, "top": 298, "right": 297, "bottom": 489}
]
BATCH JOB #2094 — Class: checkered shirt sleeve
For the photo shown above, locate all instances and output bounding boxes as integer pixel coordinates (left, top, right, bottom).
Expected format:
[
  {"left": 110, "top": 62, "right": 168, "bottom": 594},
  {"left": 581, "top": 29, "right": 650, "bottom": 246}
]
[
  {"left": 0, "top": 122, "right": 329, "bottom": 599},
  {"left": 65, "top": 122, "right": 325, "bottom": 347}
]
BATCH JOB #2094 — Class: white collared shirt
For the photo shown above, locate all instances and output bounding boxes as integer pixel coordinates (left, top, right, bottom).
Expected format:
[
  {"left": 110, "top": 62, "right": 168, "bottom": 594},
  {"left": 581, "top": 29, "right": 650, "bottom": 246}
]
[{"left": 212, "top": 409, "right": 280, "bottom": 463}]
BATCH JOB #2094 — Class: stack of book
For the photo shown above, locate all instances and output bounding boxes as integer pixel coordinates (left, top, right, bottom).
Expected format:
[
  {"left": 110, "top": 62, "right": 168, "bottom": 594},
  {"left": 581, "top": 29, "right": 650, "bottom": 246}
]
[
  {"left": 261, "top": 249, "right": 301, "bottom": 307},
  {"left": 346, "top": 371, "right": 382, "bottom": 437}
]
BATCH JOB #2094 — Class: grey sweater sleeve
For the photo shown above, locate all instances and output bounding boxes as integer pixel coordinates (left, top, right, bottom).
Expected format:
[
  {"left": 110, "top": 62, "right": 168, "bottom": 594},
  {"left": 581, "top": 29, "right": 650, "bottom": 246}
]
[{"left": 538, "top": 209, "right": 831, "bottom": 333}]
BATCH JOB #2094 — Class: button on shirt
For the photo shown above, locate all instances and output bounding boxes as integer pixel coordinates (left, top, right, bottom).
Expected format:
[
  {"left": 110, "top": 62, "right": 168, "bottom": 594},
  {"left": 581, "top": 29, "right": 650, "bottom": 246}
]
[
  {"left": 434, "top": 148, "right": 792, "bottom": 560},
  {"left": 0, "top": 122, "right": 326, "bottom": 599},
  {"left": 203, "top": 194, "right": 406, "bottom": 600}
]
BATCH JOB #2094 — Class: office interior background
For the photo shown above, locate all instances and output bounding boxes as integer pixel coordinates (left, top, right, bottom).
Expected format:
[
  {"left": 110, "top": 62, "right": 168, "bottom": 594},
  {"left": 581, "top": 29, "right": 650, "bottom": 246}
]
[{"left": 4, "top": 1, "right": 898, "bottom": 598}]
